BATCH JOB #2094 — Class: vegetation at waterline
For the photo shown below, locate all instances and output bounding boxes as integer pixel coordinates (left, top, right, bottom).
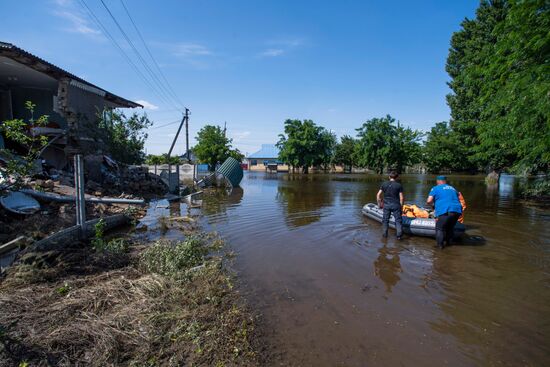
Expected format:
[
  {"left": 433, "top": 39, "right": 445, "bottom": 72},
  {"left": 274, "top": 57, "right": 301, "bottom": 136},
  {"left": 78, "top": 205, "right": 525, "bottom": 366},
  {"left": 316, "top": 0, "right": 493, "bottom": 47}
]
[
  {"left": 332, "top": 135, "right": 357, "bottom": 172},
  {"left": 354, "top": 115, "right": 422, "bottom": 174},
  {"left": 97, "top": 109, "right": 153, "bottom": 165},
  {"left": 0, "top": 233, "right": 260, "bottom": 366},
  {"left": 275, "top": 116, "right": 423, "bottom": 174},
  {"left": 276, "top": 119, "right": 336, "bottom": 173},
  {"left": 193, "top": 125, "right": 244, "bottom": 171}
]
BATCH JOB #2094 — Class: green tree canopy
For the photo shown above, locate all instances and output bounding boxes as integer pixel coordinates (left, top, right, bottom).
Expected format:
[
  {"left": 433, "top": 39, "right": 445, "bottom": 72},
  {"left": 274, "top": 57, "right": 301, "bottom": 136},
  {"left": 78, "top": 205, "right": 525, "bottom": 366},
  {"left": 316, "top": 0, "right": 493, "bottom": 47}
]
[
  {"left": 98, "top": 110, "right": 152, "bottom": 165},
  {"left": 423, "top": 121, "right": 469, "bottom": 173},
  {"left": 193, "top": 125, "right": 242, "bottom": 171},
  {"left": 333, "top": 135, "right": 357, "bottom": 170},
  {"left": 446, "top": 0, "right": 549, "bottom": 174},
  {"left": 475, "top": 0, "right": 550, "bottom": 174},
  {"left": 446, "top": 0, "right": 508, "bottom": 171},
  {"left": 145, "top": 153, "right": 181, "bottom": 165},
  {"left": 354, "top": 115, "right": 422, "bottom": 174},
  {"left": 277, "top": 119, "right": 335, "bottom": 173}
]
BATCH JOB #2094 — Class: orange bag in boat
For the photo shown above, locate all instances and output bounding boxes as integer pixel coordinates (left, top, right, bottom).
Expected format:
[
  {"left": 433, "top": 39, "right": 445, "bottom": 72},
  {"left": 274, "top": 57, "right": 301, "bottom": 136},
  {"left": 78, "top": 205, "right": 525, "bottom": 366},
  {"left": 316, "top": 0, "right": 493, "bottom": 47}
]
[
  {"left": 402, "top": 204, "right": 429, "bottom": 218},
  {"left": 458, "top": 192, "right": 467, "bottom": 223}
]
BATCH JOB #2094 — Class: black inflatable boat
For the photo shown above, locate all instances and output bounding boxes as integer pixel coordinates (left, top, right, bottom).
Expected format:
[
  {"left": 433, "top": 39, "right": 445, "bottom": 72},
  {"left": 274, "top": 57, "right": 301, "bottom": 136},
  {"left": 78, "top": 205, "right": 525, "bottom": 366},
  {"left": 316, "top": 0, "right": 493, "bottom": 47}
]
[{"left": 362, "top": 203, "right": 465, "bottom": 238}]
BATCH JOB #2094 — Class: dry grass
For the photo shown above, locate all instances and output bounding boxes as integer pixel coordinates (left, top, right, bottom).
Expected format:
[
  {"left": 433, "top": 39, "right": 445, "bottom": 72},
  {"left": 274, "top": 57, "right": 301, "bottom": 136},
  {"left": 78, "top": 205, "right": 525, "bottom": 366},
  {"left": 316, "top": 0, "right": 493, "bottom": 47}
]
[{"left": 0, "top": 237, "right": 261, "bottom": 366}]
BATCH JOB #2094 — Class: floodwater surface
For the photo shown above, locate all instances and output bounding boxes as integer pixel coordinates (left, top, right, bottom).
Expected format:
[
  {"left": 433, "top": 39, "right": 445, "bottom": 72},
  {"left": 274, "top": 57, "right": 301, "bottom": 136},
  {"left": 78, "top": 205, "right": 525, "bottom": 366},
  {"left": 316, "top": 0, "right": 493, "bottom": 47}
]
[{"left": 199, "top": 173, "right": 550, "bottom": 366}]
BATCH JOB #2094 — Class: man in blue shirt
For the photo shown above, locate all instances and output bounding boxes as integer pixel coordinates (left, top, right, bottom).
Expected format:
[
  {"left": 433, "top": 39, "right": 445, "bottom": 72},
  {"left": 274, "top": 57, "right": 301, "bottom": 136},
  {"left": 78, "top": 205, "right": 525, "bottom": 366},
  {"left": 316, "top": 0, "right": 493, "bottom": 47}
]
[{"left": 426, "top": 176, "right": 463, "bottom": 249}]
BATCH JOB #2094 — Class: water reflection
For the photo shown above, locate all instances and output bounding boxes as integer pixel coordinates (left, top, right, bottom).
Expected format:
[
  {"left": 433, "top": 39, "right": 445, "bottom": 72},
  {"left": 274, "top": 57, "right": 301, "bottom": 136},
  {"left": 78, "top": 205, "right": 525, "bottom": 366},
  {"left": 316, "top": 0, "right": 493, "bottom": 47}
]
[
  {"left": 196, "top": 172, "right": 550, "bottom": 366},
  {"left": 276, "top": 177, "right": 334, "bottom": 228},
  {"left": 373, "top": 244, "right": 402, "bottom": 294},
  {"left": 202, "top": 187, "right": 244, "bottom": 217}
]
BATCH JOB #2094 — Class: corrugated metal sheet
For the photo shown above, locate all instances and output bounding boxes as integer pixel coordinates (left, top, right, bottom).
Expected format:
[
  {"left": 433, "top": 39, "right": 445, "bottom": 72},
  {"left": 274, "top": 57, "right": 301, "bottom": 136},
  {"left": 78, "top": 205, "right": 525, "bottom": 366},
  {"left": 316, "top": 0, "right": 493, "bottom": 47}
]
[
  {"left": 216, "top": 157, "right": 243, "bottom": 187},
  {"left": 247, "top": 144, "right": 280, "bottom": 159},
  {"left": 0, "top": 41, "right": 141, "bottom": 108}
]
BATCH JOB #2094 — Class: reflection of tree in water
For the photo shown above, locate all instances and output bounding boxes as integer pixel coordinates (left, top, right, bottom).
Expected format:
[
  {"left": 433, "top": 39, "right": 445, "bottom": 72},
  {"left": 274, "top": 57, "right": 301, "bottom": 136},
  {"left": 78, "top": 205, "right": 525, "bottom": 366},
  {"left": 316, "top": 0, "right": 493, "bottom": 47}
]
[
  {"left": 201, "top": 187, "right": 244, "bottom": 216},
  {"left": 277, "top": 179, "right": 334, "bottom": 228},
  {"left": 373, "top": 245, "right": 402, "bottom": 293}
]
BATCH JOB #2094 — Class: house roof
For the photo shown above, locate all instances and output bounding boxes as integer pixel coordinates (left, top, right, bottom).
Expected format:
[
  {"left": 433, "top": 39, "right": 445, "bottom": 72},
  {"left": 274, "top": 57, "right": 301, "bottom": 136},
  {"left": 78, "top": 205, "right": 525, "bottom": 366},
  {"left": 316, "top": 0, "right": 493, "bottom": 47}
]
[
  {"left": 247, "top": 144, "right": 280, "bottom": 159},
  {"left": 0, "top": 42, "right": 141, "bottom": 108}
]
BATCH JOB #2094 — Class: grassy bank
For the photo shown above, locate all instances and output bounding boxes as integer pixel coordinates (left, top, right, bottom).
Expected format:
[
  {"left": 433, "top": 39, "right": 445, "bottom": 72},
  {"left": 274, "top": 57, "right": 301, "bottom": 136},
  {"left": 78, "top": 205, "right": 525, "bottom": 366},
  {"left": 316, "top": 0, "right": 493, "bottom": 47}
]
[{"left": 0, "top": 232, "right": 261, "bottom": 366}]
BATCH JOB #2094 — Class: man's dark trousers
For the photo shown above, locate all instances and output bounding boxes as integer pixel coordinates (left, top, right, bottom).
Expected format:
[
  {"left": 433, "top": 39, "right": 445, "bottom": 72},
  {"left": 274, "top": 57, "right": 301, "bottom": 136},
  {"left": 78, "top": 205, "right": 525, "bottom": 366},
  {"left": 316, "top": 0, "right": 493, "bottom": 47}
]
[
  {"left": 436, "top": 212, "right": 460, "bottom": 247},
  {"left": 382, "top": 204, "right": 403, "bottom": 238}
]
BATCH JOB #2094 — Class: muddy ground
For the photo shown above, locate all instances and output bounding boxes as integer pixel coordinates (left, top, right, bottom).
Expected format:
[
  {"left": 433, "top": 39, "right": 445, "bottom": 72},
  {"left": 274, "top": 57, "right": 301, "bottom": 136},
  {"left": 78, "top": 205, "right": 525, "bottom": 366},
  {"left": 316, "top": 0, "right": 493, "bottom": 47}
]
[{"left": 0, "top": 211, "right": 266, "bottom": 366}]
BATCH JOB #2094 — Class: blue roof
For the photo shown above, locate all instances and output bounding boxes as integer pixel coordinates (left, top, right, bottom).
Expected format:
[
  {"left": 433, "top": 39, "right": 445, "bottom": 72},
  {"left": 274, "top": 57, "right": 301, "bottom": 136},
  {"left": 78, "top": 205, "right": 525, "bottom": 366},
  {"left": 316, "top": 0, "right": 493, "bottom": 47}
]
[{"left": 247, "top": 144, "right": 280, "bottom": 159}]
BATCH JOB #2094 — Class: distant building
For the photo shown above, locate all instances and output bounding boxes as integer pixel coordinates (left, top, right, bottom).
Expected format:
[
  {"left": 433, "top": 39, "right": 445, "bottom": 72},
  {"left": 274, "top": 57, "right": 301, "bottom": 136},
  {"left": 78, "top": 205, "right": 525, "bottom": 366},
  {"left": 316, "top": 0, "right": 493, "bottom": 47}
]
[
  {"left": 246, "top": 144, "right": 288, "bottom": 172},
  {"left": 0, "top": 41, "right": 141, "bottom": 169}
]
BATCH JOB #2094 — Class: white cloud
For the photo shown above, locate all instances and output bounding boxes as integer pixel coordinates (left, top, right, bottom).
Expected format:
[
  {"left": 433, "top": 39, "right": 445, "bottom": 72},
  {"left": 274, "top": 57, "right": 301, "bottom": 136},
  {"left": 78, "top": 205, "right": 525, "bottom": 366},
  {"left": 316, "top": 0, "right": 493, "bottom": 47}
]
[
  {"left": 54, "top": 11, "right": 100, "bottom": 35},
  {"left": 52, "top": 0, "right": 101, "bottom": 36},
  {"left": 166, "top": 42, "right": 214, "bottom": 69},
  {"left": 259, "top": 37, "right": 306, "bottom": 58},
  {"left": 259, "top": 48, "right": 285, "bottom": 57},
  {"left": 173, "top": 43, "right": 212, "bottom": 57},
  {"left": 269, "top": 38, "right": 305, "bottom": 47},
  {"left": 135, "top": 100, "right": 159, "bottom": 110},
  {"left": 232, "top": 131, "right": 251, "bottom": 142}
]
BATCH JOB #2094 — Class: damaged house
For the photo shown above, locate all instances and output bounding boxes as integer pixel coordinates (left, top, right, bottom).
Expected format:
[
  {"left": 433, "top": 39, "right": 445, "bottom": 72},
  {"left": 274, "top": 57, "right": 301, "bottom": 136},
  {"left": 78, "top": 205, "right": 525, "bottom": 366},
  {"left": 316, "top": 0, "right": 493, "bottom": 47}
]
[{"left": 0, "top": 41, "right": 141, "bottom": 173}]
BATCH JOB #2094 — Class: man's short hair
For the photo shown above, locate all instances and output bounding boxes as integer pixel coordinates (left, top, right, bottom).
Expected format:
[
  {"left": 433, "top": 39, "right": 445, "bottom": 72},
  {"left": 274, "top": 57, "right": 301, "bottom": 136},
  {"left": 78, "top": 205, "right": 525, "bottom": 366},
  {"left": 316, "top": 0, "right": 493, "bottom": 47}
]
[{"left": 389, "top": 171, "right": 399, "bottom": 179}]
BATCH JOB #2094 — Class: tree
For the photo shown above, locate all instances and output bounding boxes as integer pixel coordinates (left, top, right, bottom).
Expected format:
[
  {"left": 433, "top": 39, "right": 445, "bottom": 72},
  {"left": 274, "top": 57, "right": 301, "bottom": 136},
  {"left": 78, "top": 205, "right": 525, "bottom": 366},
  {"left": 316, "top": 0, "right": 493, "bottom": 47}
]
[
  {"left": 318, "top": 130, "right": 337, "bottom": 171},
  {"left": 423, "top": 122, "right": 468, "bottom": 173},
  {"left": 98, "top": 110, "right": 152, "bottom": 165},
  {"left": 446, "top": 0, "right": 508, "bottom": 172},
  {"left": 277, "top": 119, "right": 335, "bottom": 173},
  {"left": 446, "top": 0, "right": 549, "bottom": 176},
  {"left": 145, "top": 154, "right": 181, "bottom": 165},
  {"left": 354, "top": 115, "right": 422, "bottom": 174},
  {"left": 0, "top": 101, "right": 49, "bottom": 191},
  {"left": 229, "top": 148, "right": 245, "bottom": 163},
  {"left": 333, "top": 135, "right": 357, "bottom": 171},
  {"left": 475, "top": 0, "right": 550, "bottom": 175},
  {"left": 389, "top": 125, "right": 423, "bottom": 173},
  {"left": 193, "top": 125, "right": 241, "bottom": 171}
]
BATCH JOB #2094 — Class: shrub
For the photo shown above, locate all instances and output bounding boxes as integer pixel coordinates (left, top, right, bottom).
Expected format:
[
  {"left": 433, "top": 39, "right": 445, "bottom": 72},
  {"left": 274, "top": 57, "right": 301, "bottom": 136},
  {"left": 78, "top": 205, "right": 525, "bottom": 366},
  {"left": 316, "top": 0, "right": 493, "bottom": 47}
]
[{"left": 140, "top": 237, "right": 209, "bottom": 278}]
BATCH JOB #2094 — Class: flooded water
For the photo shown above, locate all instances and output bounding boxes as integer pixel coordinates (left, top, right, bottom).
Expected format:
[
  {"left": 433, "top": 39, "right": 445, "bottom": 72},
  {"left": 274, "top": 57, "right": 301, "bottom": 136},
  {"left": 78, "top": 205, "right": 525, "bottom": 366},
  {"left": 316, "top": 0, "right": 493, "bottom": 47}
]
[{"left": 196, "top": 172, "right": 550, "bottom": 366}]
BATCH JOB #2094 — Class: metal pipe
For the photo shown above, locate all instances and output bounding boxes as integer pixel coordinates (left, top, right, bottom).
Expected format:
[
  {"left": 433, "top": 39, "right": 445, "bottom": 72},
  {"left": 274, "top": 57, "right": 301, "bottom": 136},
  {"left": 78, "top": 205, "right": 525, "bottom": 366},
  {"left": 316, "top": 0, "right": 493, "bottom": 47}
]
[{"left": 20, "top": 189, "right": 146, "bottom": 205}]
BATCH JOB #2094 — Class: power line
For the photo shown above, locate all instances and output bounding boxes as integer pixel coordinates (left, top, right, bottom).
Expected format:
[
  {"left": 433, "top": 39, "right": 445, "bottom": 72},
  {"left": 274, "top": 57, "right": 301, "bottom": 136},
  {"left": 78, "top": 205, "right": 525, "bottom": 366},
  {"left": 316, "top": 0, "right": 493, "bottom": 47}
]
[
  {"left": 119, "top": 0, "right": 185, "bottom": 110},
  {"left": 149, "top": 119, "right": 181, "bottom": 130},
  {"left": 98, "top": 0, "right": 182, "bottom": 112},
  {"left": 78, "top": 0, "right": 175, "bottom": 109}
]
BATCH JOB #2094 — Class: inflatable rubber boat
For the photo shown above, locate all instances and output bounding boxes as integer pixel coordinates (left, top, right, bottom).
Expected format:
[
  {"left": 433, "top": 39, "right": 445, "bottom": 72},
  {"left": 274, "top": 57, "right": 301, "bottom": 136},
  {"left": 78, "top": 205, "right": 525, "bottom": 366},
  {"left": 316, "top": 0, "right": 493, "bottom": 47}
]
[{"left": 362, "top": 203, "right": 465, "bottom": 238}]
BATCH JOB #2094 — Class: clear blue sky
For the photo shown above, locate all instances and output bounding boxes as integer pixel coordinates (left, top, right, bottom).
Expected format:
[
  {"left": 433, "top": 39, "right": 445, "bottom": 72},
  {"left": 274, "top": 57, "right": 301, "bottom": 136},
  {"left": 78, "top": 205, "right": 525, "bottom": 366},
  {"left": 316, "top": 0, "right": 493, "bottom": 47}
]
[{"left": 1, "top": 0, "right": 478, "bottom": 156}]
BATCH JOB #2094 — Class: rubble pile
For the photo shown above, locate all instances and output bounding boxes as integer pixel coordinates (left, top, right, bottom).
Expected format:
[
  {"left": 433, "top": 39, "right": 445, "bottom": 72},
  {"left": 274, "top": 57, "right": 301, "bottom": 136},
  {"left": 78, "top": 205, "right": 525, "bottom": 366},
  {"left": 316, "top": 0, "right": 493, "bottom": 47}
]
[{"left": 86, "top": 165, "right": 167, "bottom": 198}]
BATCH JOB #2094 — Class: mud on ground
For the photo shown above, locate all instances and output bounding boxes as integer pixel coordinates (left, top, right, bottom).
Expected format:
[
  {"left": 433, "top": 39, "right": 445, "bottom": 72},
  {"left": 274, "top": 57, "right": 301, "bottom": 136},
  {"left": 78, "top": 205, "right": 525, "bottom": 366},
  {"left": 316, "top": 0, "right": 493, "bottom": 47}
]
[{"left": 0, "top": 232, "right": 264, "bottom": 366}]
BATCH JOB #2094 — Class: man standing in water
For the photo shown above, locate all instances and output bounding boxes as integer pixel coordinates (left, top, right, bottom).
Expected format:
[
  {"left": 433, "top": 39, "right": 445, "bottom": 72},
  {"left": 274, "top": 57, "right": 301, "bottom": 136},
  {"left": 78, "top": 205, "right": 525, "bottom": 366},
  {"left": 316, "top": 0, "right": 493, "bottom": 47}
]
[
  {"left": 376, "top": 171, "right": 404, "bottom": 240},
  {"left": 426, "top": 175, "right": 463, "bottom": 249}
]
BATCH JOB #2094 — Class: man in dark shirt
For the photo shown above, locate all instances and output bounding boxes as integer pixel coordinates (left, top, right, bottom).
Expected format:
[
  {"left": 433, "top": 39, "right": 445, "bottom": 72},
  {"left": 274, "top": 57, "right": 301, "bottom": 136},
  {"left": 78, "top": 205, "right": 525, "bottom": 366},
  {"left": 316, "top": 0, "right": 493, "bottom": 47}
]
[{"left": 376, "top": 171, "right": 404, "bottom": 239}]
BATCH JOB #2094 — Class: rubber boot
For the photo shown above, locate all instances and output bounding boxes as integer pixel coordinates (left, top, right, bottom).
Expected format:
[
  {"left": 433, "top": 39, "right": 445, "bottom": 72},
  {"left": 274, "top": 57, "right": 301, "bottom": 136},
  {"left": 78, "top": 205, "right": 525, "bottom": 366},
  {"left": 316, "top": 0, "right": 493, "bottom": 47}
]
[{"left": 435, "top": 229, "right": 445, "bottom": 249}]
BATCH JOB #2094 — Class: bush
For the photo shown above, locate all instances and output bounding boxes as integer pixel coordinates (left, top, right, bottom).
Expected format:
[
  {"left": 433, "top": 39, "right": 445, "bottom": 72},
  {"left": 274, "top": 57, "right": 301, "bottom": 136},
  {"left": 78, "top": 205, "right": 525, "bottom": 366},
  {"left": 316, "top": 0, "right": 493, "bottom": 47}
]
[
  {"left": 91, "top": 219, "right": 129, "bottom": 253},
  {"left": 140, "top": 237, "right": 209, "bottom": 278},
  {"left": 522, "top": 179, "right": 550, "bottom": 199}
]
